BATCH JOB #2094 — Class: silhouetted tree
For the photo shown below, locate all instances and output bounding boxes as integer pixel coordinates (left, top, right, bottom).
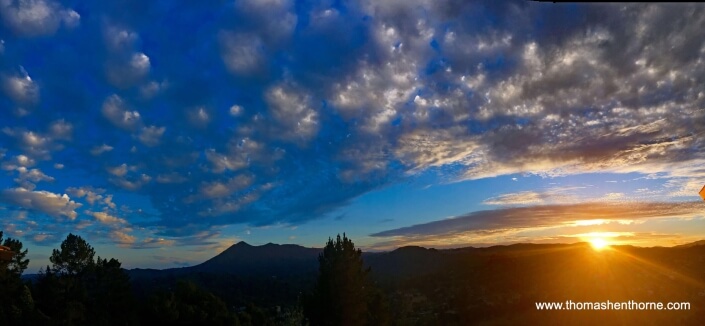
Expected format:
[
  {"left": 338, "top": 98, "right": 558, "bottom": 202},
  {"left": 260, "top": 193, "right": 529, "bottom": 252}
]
[
  {"left": 304, "top": 233, "right": 389, "bottom": 326},
  {"left": 50, "top": 233, "right": 96, "bottom": 276},
  {"left": 85, "top": 257, "right": 138, "bottom": 325},
  {"left": 34, "top": 233, "right": 137, "bottom": 325},
  {"left": 2, "top": 235, "right": 29, "bottom": 276},
  {"left": 0, "top": 231, "right": 45, "bottom": 325}
]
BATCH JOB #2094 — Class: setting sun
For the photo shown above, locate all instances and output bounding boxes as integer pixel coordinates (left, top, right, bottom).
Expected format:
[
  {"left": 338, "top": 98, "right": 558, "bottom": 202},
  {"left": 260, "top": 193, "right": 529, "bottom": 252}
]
[{"left": 590, "top": 238, "right": 610, "bottom": 251}]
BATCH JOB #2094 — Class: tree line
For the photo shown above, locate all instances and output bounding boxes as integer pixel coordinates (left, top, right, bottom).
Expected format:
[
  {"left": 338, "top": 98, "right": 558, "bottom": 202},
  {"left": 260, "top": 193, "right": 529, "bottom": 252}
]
[{"left": 0, "top": 231, "right": 389, "bottom": 325}]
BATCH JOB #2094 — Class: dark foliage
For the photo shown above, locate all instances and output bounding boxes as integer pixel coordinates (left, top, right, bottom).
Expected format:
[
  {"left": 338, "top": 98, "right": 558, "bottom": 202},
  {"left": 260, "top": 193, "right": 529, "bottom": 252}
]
[
  {"left": 0, "top": 232, "right": 46, "bottom": 325},
  {"left": 304, "top": 233, "right": 390, "bottom": 326},
  {"left": 3, "top": 228, "right": 705, "bottom": 326},
  {"left": 32, "top": 233, "right": 138, "bottom": 326},
  {"left": 141, "top": 280, "right": 239, "bottom": 326}
]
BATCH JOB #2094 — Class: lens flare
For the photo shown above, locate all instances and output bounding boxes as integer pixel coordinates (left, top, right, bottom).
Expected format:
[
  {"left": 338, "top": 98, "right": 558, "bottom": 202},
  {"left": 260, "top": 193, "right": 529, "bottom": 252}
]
[{"left": 590, "top": 238, "right": 609, "bottom": 251}]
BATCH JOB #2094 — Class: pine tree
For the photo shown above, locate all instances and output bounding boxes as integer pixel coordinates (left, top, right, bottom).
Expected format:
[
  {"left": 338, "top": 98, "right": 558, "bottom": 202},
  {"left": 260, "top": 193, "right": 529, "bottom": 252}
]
[
  {"left": 3, "top": 237, "right": 29, "bottom": 276},
  {"left": 304, "top": 234, "right": 389, "bottom": 326},
  {"left": 0, "top": 231, "right": 42, "bottom": 325},
  {"left": 49, "top": 233, "right": 96, "bottom": 276},
  {"left": 35, "top": 233, "right": 137, "bottom": 325}
]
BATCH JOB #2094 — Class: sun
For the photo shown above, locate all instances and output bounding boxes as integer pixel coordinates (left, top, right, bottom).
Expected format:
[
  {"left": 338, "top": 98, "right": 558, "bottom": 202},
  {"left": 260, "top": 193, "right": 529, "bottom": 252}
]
[{"left": 589, "top": 238, "right": 610, "bottom": 251}]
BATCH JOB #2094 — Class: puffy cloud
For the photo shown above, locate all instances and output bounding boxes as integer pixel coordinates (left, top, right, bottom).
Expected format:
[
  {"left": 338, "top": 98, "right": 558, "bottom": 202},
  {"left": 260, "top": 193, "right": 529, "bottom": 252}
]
[
  {"left": 102, "top": 25, "right": 150, "bottom": 87},
  {"left": 155, "top": 173, "right": 187, "bottom": 184},
  {"left": 198, "top": 175, "right": 253, "bottom": 199},
  {"left": 1, "top": 154, "right": 35, "bottom": 170},
  {"left": 204, "top": 148, "right": 248, "bottom": 173},
  {"left": 110, "top": 230, "right": 136, "bottom": 245},
  {"left": 264, "top": 83, "right": 319, "bottom": 142},
  {"left": 138, "top": 125, "right": 165, "bottom": 147},
  {"left": 1, "top": 127, "right": 64, "bottom": 160},
  {"left": 106, "top": 164, "right": 128, "bottom": 177},
  {"left": 101, "top": 95, "right": 142, "bottom": 130},
  {"left": 90, "top": 144, "right": 114, "bottom": 156},
  {"left": 186, "top": 107, "right": 210, "bottom": 128},
  {"left": 0, "top": 187, "right": 81, "bottom": 220},
  {"left": 90, "top": 211, "right": 126, "bottom": 225},
  {"left": 14, "top": 167, "right": 54, "bottom": 188},
  {"left": 2, "top": 68, "right": 38, "bottom": 104},
  {"left": 66, "top": 186, "right": 106, "bottom": 205},
  {"left": 106, "top": 52, "right": 151, "bottom": 87},
  {"left": 234, "top": 0, "right": 297, "bottom": 39},
  {"left": 0, "top": 0, "right": 80, "bottom": 36},
  {"left": 110, "top": 173, "right": 151, "bottom": 191},
  {"left": 219, "top": 32, "right": 265, "bottom": 75},
  {"left": 48, "top": 119, "right": 72, "bottom": 140},
  {"left": 229, "top": 105, "right": 243, "bottom": 117}
]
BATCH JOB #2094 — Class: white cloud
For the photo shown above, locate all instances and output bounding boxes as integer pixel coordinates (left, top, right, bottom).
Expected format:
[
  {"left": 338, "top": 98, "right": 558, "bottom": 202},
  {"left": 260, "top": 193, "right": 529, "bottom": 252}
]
[
  {"left": 265, "top": 83, "right": 319, "bottom": 142},
  {"left": 101, "top": 95, "right": 142, "bottom": 130},
  {"left": 103, "top": 26, "right": 150, "bottom": 87},
  {"left": 48, "top": 119, "right": 72, "bottom": 140},
  {"left": 138, "top": 125, "right": 165, "bottom": 147},
  {"left": 0, "top": 0, "right": 80, "bottom": 36},
  {"left": 187, "top": 107, "right": 210, "bottom": 128},
  {"left": 90, "top": 144, "right": 114, "bottom": 156},
  {"left": 90, "top": 211, "right": 126, "bottom": 225},
  {"left": 140, "top": 80, "right": 168, "bottom": 99},
  {"left": 66, "top": 186, "right": 105, "bottom": 205},
  {"left": 1, "top": 154, "right": 35, "bottom": 170},
  {"left": 229, "top": 105, "right": 243, "bottom": 117},
  {"left": 2, "top": 127, "right": 63, "bottom": 160},
  {"left": 156, "top": 173, "right": 188, "bottom": 184},
  {"left": 235, "top": 0, "right": 297, "bottom": 40},
  {"left": 110, "top": 173, "right": 151, "bottom": 191},
  {"left": 15, "top": 167, "right": 54, "bottom": 183},
  {"left": 199, "top": 175, "right": 253, "bottom": 199},
  {"left": 110, "top": 230, "right": 136, "bottom": 245},
  {"left": 3, "top": 68, "right": 38, "bottom": 104},
  {"left": 395, "top": 128, "right": 480, "bottom": 172},
  {"left": 104, "top": 25, "right": 138, "bottom": 52},
  {"left": 106, "top": 163, "right": 128, "bottom": 177},
  {"left": 219, "top": 32, "right": 264, "bottom": 75},
  {"left": 204, "top": 149, "right": 247, "bottom": 173},
  {"left": 0, "top": 187, "right": 81, "bottom": 220}
]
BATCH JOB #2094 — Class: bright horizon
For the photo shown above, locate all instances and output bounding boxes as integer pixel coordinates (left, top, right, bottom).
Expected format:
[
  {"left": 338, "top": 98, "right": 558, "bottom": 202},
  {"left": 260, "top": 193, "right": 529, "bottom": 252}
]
[{"left": 1, "top": 1, "right": 705, "bottom": 271}]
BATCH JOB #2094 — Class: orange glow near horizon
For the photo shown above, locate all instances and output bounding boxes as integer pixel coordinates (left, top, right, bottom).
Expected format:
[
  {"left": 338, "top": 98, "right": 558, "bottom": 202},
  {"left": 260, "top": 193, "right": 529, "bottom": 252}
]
[{"left": 589, "top": 238, "right": 610, "bottom": 251}]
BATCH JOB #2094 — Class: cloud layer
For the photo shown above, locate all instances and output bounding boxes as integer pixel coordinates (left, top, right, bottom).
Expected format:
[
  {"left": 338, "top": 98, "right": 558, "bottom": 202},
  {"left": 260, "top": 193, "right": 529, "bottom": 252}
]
[{"left": 1, "top": 1, "right": 704, "bottom": 249}]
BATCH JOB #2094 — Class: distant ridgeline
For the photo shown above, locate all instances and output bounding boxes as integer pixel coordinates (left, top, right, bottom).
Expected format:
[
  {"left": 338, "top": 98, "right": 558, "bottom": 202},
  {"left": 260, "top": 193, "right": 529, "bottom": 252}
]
[{"left": 126, "top": 240, "right": 705, "bottom": 325}]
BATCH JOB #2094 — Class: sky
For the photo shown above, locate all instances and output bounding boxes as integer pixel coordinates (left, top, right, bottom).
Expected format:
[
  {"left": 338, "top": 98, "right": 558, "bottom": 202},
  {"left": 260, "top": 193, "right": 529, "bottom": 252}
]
[{"left": 1, "top": 1, "right": 704, "bottom": 271}]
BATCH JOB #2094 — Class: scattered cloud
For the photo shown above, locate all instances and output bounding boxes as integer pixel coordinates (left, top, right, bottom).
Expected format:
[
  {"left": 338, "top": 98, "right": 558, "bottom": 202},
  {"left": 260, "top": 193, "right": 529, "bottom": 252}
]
[
  {"left": 138, "top": 125, "right": 165, "bottom": 147},
  {"left": 0, "top": 187, "right": 81, "bottom": 220},
  {"left": 1, "top": 1, "right": 704, "bottom": 248},
  {"left": 0, "top": 0, "right": 79, "bottom": 36},
  {"left": 90, "top": 144, "right": 114, "bottom": 156}
]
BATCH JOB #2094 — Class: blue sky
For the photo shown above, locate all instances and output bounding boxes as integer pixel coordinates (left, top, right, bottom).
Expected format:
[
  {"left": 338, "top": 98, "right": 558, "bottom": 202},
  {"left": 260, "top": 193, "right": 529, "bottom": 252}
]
[{"left": 1, "top": 1, "right": 704, "bottom": 270}]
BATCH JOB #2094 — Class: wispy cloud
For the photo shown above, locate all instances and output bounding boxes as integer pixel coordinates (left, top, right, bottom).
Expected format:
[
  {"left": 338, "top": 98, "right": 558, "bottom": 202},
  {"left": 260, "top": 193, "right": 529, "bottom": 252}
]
[{"left": 371, "top": 201, "right": 704, "bottom": 238}]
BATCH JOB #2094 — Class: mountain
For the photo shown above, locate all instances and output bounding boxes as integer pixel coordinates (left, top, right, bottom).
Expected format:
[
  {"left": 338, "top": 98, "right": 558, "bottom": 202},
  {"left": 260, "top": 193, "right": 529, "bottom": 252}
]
[
  {"left": 124, "top": 240, "right": 705, "bottom": 324},
  {"left": 365, "top": 246, "right": 447, "bottom": 279},
  {"left": 128, "top": 240, "right": 705, "bottom": 282},
  {"left": 190, "top": 241, "right": 322, "bottom": 276},
  {"left": 673, "top": 239, "right": 705, "bottom": 248}
]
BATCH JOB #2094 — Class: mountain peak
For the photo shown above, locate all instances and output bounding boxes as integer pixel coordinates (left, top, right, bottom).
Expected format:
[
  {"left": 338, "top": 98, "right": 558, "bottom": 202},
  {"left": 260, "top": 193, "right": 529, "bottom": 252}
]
[{"left": 674, "top": 240, "right": 705, "bottom": 248}]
